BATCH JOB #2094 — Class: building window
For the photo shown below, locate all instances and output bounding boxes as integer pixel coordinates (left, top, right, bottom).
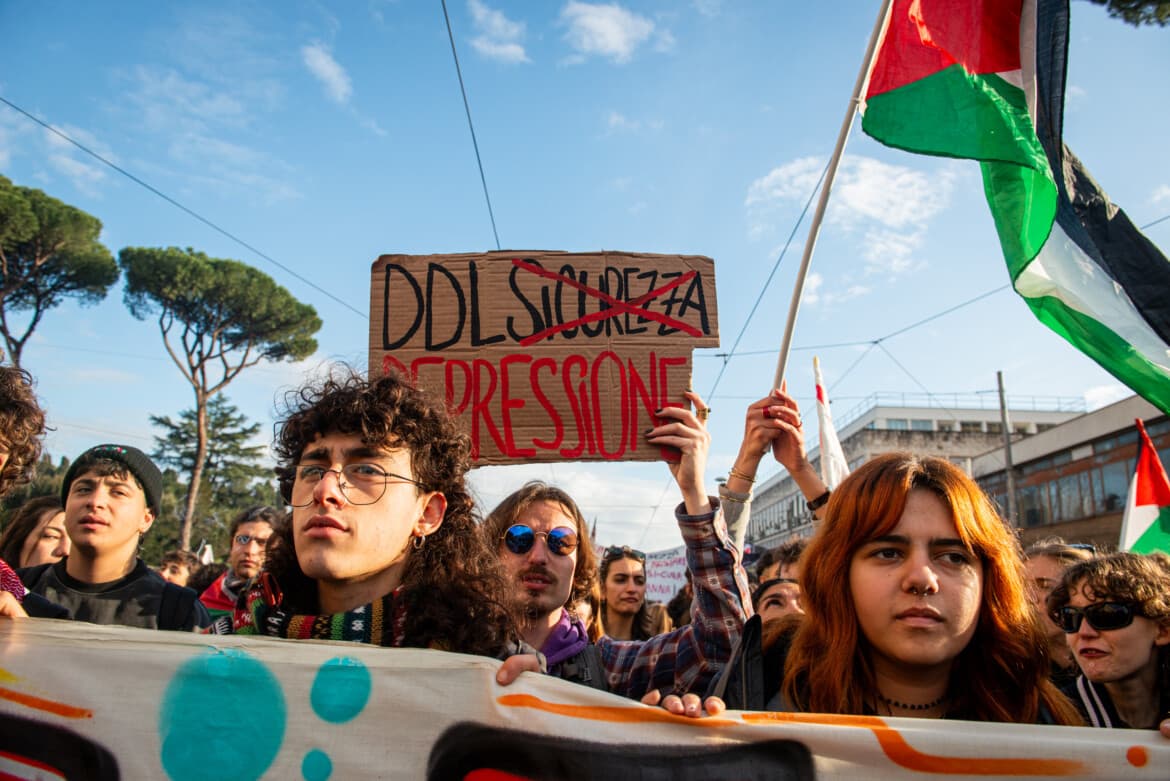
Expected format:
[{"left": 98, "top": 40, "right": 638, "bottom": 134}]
[
  {"left": 986, "top": 422, "right": 1003, "bottom": 434},
  {"left": 960, "top": 421, "right": 983, "bottom": 433},
  {"left": 1017, "top": 484, "right": 1046, "bottom": 528},
  {"left": 910, "top": 419, "right": 933, "bottom": 431},
  {"left": 1059, "top": 474, "right": 1082, "bottom": 521},
  {"left": 886, "top": 418, "right": 909, "bottom": 430},
  {"left": 1098, "top": 461, "right": 1129, "bottom": 513}
]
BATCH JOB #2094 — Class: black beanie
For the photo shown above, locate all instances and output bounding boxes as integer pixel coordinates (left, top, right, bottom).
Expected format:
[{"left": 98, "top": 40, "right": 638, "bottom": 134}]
[{"left": 62, "top": 444, "right": 163, "bottom": 516}]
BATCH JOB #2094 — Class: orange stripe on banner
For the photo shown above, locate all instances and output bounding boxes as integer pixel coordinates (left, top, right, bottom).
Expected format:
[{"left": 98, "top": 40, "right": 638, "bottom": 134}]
[
  {"left": 496, "top": 694, "right": 737, "bottom": 727},
  {"left": 741, "top": 711, "right": 886, "bottom": 728},
  {"left": 742, "top": 712, "right": 1086, "bottom": 775},
  {"left": 872, "top": 727, "right": 1084, "bottom": 776},
  {"left": 0, "top": 687, "right": 93, "bottom": 719}
]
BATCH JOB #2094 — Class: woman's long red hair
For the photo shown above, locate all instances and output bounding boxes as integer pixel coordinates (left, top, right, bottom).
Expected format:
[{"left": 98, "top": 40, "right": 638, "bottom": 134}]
[{"left": 781, "top": 452, "right": 1080, "bottom": 724}]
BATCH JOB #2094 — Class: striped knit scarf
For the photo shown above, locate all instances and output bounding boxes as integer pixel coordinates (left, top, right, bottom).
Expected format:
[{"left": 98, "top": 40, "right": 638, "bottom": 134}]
[{"left": 232, "top": 580, "right": 408, "bottom": 647}]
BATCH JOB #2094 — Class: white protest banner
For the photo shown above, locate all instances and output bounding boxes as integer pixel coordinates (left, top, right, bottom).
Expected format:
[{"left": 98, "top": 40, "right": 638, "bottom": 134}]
[
  {"left": 644, "top": 545, "right": 687, "bottom": 602},
  {"left": 0, "top": 620, "right": 1164, "bottom": 779}
]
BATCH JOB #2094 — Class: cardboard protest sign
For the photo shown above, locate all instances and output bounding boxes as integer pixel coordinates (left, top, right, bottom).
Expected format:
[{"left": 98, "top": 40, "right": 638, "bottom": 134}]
[
  {"left": 1, "top": 621, "right": 1164, "bottom": 779},
  {"left": 369, "top": 251, "right": 718, "bottom": 465},
  {"left": 645, "top": 544, "right": 688, "bottom": 602}
]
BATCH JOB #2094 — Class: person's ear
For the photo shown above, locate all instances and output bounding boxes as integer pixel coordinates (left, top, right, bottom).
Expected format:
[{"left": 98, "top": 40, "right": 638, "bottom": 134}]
[
  {"left": 139, "top": 508, "right": 156, "bottom": 536},
  {"left": 1154, "top": 619, "right": 1170, "bottom": 647},
  {"left": 415, "top": 492, "right": 446, "bottom": 538}
]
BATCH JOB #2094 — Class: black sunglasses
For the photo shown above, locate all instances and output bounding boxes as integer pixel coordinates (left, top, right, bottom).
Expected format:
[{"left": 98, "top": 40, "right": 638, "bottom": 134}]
[
  {"left": 604, "top": 545, "right": 646, "bottom": 562},
  {"left": 1053, "top": 602, "right": 1142, "bottom": 633},
  {"left": 502, "top": 524, "right": 579, "bottom": 557}
]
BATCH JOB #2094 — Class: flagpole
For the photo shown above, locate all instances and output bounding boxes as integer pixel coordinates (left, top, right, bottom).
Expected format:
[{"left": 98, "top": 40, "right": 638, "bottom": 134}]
[{"left": 772, "top": 0, "right": 895, "bottom": 389}]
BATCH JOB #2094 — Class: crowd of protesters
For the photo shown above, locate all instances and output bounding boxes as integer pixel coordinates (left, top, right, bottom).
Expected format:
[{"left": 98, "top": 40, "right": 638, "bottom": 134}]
[{"left": 0, "top": 363, "right": 1167, "bottom": 738}]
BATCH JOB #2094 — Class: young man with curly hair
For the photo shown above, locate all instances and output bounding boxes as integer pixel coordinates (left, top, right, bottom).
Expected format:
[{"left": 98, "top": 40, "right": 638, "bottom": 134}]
[
  {"left": 0, "top": 365, "right": 46, "bottom": 498},
  {"left": 212, "top": 369, "right": 517, "bottom": 659}
]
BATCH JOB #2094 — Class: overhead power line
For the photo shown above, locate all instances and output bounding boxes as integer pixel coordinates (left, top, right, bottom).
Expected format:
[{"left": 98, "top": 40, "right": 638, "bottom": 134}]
[
  {"left": 0, "top": 95, "right": 365, "bottom": 319},
  {"left": 704, "top": 159, "right": 831, "bottom": 399},
  {"left": 705, "top": 284, "right": 1010, "bottom": 366},
  {"left": 440, "top": 0, "right": 501, "bottom": 250}
]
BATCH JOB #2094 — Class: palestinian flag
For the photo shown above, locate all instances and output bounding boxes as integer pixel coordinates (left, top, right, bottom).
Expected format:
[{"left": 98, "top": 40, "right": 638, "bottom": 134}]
[
  {"left": 1119, "top": 418, "right": 1170, "bottom": 554},
  {"left": 861, "top": 0, "right": 1170, "bottom": 414}
]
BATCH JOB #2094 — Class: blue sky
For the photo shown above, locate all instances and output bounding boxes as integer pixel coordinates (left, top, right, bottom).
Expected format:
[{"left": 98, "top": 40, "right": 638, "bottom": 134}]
[{"left": 1, "top": 1, "right": 1167, "bottom": 551}]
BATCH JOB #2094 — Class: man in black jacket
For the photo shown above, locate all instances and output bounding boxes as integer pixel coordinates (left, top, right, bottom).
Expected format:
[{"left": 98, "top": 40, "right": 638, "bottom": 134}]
[{"left": 19, "top": 444, "right": 209, "bottom": 631}]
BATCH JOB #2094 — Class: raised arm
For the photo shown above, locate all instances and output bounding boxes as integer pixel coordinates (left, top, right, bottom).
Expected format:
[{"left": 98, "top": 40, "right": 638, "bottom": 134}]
[{"left": 592, "top": 393, "right": 750, "bottom": 699}]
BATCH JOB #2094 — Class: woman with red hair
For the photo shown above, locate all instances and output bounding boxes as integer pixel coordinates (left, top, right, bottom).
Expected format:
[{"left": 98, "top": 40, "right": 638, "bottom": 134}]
[{"left": 713, "top": 451, "right": 1081, "bottom": 725}]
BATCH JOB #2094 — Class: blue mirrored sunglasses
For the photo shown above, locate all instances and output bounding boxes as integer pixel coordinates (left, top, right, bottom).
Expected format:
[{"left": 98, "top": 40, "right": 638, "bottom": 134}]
[{"left": 501, "top": 524, "right": 579, "bottom": 556}]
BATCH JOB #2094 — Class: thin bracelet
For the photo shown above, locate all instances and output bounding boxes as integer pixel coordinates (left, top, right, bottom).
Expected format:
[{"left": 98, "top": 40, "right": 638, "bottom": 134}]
[
  {"left": 728, "top": 466, "right": 756, "bottom": 484},
  {"left": 720, "top": 492, "right": 749, "bottom": 503}
]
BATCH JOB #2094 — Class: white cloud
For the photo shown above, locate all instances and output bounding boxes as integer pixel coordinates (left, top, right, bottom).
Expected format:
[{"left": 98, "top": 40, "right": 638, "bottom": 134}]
[
  {"left": 471, "top": 39, "right": 529, "bottom": 63},
  {"left": 1151, "top": 184, "right": 1170, "bottom": 205},
  {"left": 607, "top": 111, "right": 638, "bottom": 131},
  {"left": 692, "top": 0, "right": 721, "bottom": 17},
  {"left": 744, "top": 156, "right": 822, "bottom": 207},
  {"left": 628, "top": 200, "right": 647, "bottom": 215},
  {"left": 469, "top": 0, "right": 530, "bottom": 63},
  {"left": 560, "top": 2, "right": 658, "bottom": 64},
  {"left": 860, "top": 227, "right": 924, "bottom": 275},
  {"left": 802, "top": 272, "right": 824, "bottom": 305},
  {"left": 0, "top": 106, "right": 34, "bottom": 169},
  {"left": 741, "top": 157, "right": 946, "bottom": 307},
  {"left": 44, "top": 124, "right": 114, "bottom": 195},
  {"left": 745, "top": 155, "right": 954, "bottom": 275},
  {"left": 126, "top": 66, "right": 250, "bottom": 136},
  {"left": 301, "top": 42, "right": 353, "bottom": 104},
  {"left": 801, "top": 272, "right": 870, "bottom": 307},
  {"left": 832, "top": 157, "right": 952, "bottom": 229},
  {"left": 165, "top": 134, "right": 302, "bottom": 204},
  {"left": 1084, "top": 384, "right": 1131, "bottom": 411},
  {"left": 605, "top": 110, "right": 663, "bottom": 135}
]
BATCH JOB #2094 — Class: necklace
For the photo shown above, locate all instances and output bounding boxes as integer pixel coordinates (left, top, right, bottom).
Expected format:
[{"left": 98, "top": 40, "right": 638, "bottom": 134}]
[{"left": 876, "top": 692, "right": 947, "bottom": 712}]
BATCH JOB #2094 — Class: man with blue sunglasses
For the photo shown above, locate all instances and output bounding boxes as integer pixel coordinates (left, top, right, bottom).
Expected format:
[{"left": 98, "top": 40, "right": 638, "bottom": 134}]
[{"left": 485, "top": 392, "right": 751, "bottom": 708}]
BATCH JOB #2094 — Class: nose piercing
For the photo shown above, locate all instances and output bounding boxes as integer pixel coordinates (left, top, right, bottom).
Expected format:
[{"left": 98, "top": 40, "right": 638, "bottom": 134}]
[{"left": 910, "top": 586, "right": 919, "bottom": 596}]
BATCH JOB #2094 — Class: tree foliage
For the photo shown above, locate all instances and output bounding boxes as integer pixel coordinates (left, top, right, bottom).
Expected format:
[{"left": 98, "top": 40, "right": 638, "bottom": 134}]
[
  {"left": 149, "top": 395, "right": 281, "bottom": 562},
  {"left": 120, "top": 246, "right": 320, "bottom": 549},
  {"left": 1086, "top": 0, "right": 1170, "bottom": 25},
  {"left": 0, "top": 175, "right": 119, "bottom": 368}
]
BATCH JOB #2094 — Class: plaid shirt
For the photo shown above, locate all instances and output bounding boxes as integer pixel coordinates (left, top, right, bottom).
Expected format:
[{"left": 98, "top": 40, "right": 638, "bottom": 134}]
[{"left": 597, "top": 497, "right": 752, "bottom": 699}]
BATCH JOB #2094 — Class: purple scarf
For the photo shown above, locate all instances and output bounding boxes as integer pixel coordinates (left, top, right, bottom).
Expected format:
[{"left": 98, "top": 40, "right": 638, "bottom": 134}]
[{"left": 541, "top": 609, "right": 590, "bottom": 667}]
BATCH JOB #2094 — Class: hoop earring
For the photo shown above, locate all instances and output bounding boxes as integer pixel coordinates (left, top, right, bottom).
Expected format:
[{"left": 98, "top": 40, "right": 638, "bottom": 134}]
[{"left": 412, "top": 534, "right": 426, "bottom": 550}]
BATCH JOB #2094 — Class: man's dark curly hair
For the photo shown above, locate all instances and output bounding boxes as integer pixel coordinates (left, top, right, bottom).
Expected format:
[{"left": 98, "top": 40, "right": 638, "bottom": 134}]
[
  {"left": 0, "top": 366, "right": 46, "bottom": 498},
  {"left": 266, "top": 367, "right": 516, "bottom": 656}
]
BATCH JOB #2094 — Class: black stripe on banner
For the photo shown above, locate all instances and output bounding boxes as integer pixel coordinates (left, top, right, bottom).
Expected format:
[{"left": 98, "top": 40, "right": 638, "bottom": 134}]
[{"left": 1033, "top": 0, "right": 1170, "bottom": 345}]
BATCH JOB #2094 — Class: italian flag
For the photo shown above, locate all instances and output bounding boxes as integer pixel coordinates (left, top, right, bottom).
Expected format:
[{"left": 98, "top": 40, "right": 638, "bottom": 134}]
[
  {"left": 1119, "top": 418, "right": 1170, "bottom": 554},
  {"left": 860, "top": 0, "right": 1170, "bottom": 414}
]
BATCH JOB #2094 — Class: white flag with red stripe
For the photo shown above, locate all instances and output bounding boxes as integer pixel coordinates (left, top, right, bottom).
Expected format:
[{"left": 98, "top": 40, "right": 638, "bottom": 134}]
[{"left": 814, "top": 356, "right": 850, "bottom": 489}]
